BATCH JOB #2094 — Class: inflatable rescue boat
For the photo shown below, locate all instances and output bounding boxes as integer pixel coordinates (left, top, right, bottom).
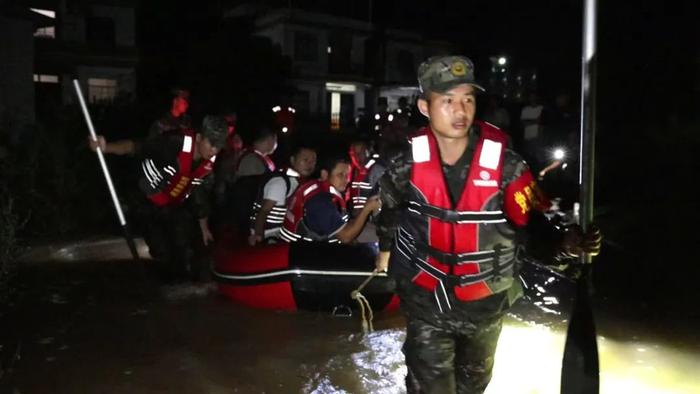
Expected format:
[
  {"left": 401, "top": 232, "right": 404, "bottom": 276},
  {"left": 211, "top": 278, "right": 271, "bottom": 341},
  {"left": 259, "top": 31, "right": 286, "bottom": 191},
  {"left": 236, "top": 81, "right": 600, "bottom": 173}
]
[{"left": 212, "top": 231, "right": 399, "bottom": 312}]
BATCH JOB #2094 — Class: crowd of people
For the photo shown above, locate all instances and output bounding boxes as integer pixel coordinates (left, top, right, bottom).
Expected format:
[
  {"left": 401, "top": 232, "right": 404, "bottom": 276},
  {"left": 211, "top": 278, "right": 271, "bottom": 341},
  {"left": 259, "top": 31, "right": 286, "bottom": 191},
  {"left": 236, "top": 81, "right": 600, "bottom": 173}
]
[
  {"left": 89, "top": 88, "right": 388, "bottom": 280},
  {"left": 89, "top": 54, "right": 602, "bottom": 394}
]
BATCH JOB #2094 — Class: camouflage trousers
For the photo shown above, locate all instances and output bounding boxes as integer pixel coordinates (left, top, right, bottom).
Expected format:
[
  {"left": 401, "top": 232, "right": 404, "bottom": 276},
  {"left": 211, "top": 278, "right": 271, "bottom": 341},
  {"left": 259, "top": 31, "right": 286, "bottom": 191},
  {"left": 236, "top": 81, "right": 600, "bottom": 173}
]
[
  {"left": 403, "top": 313, "right": 503, "bottom": 394},
  {"left": 143, "top": 204, "right": 206, "bottom": 282}
]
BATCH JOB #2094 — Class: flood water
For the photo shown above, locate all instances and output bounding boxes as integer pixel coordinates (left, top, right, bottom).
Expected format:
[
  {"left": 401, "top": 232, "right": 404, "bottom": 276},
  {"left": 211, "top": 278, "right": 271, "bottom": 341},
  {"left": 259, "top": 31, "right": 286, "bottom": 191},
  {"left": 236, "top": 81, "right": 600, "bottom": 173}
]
[{"left": 2, "top": 238, "right": 699, "bottom": 393}]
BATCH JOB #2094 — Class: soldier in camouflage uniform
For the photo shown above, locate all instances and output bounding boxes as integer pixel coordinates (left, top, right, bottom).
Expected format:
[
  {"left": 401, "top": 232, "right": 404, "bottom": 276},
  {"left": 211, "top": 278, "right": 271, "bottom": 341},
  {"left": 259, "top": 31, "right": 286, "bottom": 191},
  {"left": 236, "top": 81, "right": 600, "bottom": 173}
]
[
  {"left": 146, "top": 88, "right": 192, "bottom": 139},
  {"left": 89, "top": 88, "right": 192, "bottom": 156},
  {"left": 138, "top": 115, "right": 227, "bottom": 282},
  {"left": 375, "top": 56, "right": 601, "bottom": 394}
]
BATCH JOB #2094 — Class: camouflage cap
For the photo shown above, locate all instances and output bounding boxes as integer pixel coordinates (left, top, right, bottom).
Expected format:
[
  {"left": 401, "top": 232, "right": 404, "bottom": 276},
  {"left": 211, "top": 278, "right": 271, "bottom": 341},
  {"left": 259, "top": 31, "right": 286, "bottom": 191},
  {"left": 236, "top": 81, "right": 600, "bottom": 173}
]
[
  {"left": 417, "top": 56, "right": 485, "bottom": 94},
  {"left": 201, "top": 115, "right": 228, "bottom": 148}
]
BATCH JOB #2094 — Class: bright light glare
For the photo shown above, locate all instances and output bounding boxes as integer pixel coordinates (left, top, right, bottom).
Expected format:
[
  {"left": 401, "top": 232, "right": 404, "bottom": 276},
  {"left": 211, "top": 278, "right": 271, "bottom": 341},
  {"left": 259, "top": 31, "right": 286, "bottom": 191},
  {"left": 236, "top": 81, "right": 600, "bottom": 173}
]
[
  {"left": 485, "top": 320, "right": 700, "bottom": 394},
  {"left": 498, "top": 57, "right": 507, "bottom": 66},
  {"left": 388, "top": 114, "right": 394, "bottom": 122},
  {"left": 30, "top": 8, "right": 55, "bottom": 18},
  {"left": 282, "top": 127, "right": 288, "bottom": 133},
  {"left": 302, "top": 318, "right": 700, "bottom": 393},
  {"left": 553, "top": 148, "right": 565, "bottom": 160}
]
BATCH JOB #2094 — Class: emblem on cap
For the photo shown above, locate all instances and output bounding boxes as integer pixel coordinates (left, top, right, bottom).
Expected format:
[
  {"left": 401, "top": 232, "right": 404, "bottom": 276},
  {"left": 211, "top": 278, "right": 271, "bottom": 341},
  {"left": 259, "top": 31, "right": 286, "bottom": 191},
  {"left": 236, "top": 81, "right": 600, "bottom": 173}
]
[{"left": 451, "top": 61, "right": 467, "bottom": 77}]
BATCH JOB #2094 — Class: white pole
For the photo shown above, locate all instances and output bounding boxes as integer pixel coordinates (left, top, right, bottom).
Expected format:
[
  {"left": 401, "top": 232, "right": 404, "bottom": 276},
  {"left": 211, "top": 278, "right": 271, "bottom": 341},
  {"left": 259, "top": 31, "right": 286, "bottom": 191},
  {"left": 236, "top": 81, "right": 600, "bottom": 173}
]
[
  {"left": 72, "top": 79, "right": 127, "bottom": 227},
  {"left": 561, "top": 0, "right": 599, "bottom": 392},
  {"left": 578, "top": 0, "right": 597, "bottom": 233}
]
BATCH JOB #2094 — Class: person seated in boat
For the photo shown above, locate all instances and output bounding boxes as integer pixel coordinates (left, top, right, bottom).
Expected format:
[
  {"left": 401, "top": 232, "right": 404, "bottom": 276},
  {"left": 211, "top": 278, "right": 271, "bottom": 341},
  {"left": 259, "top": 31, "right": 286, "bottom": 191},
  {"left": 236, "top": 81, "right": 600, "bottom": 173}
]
[
  {"left": 280, "top": 155, "right": 380, "bottom": 244},
  {"left": 220, "top": 126, "right": 278, "bottom": 233},
  {"left": 248, "top": 145, "right": 317, "bottom": 245},
  {"left": 346, "top": 138, "right": 386, "bottom": 217},
  {"left": 232, "top": 126, "right": 278, "bottom": 181}
]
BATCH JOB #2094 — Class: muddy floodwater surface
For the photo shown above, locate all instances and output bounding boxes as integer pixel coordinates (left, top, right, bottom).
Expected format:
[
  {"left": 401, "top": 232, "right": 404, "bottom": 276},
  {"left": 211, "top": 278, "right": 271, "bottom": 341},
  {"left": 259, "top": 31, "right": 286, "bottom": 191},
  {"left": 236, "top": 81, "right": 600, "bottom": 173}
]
[{"left": 1, "top": 238, "right": 699, "bottom": 393}]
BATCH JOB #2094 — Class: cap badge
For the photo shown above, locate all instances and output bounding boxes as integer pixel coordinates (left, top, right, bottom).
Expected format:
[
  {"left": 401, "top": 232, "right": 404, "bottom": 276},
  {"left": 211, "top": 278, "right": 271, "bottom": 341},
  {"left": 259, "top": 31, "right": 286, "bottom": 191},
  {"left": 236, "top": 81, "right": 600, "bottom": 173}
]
[{"left": 451, "top": 61, "right": 467, "bottom": 76}]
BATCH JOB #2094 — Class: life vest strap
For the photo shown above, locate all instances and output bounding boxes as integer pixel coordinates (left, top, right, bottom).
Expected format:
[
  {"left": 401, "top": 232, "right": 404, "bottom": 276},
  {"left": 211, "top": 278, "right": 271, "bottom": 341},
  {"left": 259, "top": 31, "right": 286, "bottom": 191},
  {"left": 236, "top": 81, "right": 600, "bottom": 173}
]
[
  {"left": 456, "top": 260, "right": 515, "bottom": 286},
  {"left": 399, "top": 227, "right": 516, "bottom": 310},
  {"left": 413, "top": 252, "right": 515, "bottom": 288},
  {"left": 411, "top": 239, "right": 515, "bottom": 266},
  {"left": 407, "top": 201, "right": 506, "bottom": 224}
]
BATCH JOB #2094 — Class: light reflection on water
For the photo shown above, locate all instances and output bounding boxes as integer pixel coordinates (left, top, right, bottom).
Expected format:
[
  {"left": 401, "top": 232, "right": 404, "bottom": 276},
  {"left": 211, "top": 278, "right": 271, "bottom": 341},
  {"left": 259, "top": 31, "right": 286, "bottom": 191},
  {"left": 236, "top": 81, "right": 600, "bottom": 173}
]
[
  {"left": 299, "top": 329, "right": 407, "bottom": 394},
  {"left": 301, "top": 317, "right": 700, "bottom": 394}
]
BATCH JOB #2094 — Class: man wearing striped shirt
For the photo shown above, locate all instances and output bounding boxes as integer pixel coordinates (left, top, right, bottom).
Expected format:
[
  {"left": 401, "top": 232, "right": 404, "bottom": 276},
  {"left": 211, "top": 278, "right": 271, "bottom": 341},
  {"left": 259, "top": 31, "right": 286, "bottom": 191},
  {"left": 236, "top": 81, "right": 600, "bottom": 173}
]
[{"left": 248, "top": 146, "right": 317, "bottom": 245}]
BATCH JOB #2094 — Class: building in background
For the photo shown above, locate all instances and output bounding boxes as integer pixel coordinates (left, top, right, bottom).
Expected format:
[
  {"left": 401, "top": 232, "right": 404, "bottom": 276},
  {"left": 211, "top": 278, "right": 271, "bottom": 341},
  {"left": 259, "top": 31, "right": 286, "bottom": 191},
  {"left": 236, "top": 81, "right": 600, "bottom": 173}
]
[
  {"left": 0, "top": 5, "right": 48, "bottom": 146},
  {"left": 225, "top": 5, "right": 453, "bottom": 131},
  {"left": 30, "top": 0, "right": 138, "bottom": 109}
]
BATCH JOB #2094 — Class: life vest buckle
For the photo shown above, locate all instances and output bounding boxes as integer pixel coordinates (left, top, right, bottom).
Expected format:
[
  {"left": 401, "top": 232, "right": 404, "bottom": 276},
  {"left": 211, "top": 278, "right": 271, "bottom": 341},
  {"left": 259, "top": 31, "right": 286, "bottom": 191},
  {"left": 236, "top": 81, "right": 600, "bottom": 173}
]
[
  {"left": 332, "top": 304, "right": 352, "bottom": 317},
  {"left": 441, "top": 209, "right": 461, "bottom": 223},
  {"left": 492, "top": 244, "right": 503, "bottom": 281}
]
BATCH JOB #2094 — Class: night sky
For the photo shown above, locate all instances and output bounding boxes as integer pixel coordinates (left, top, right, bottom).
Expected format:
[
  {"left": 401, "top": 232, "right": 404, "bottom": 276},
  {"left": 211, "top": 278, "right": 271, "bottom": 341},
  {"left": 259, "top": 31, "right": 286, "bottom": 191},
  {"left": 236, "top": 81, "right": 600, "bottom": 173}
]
[{"left": 137, "top": 0, "right": 698, "bottom": 126}]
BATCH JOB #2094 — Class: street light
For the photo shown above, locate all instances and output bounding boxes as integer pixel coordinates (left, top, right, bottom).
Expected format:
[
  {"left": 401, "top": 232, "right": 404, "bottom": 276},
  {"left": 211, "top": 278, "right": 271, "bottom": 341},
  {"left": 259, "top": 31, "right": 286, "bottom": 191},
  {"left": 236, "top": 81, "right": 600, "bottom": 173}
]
[
  {"left": 498, "top": 56, "right": 507, "bottom": 66},
  {"left": 553, "top": 148, "right": 565, "bottom": 160}
]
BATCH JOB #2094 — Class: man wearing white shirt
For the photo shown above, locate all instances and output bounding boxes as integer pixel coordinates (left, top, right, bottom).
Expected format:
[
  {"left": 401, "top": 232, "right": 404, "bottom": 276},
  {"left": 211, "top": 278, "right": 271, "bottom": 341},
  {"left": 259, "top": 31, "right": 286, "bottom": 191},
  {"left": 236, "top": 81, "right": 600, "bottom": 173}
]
[{"left": 248, "top": 146, "right": 317, "bottom": 245}]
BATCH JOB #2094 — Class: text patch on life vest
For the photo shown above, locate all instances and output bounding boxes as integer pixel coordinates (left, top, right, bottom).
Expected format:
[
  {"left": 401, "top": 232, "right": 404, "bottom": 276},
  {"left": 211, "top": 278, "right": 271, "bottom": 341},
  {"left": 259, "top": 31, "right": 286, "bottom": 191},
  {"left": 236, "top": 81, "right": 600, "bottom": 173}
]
[
  {"left": 478, "top": 139, "right": 502, "bottom": 170},
  {"left": 411, "top": 135, "right": 430, "bottom": 163},
  {"left": 503, "top": 170, "right": 549, "bottom": 227},
  {"left": 473, "top": 170, "right": 498, "bottom": 187},
  {"left": 182, "top": 135, "right": 193, "bottom": 153},
  {"left": 169, "top": 176, "right": 190, "bottom": 197}
]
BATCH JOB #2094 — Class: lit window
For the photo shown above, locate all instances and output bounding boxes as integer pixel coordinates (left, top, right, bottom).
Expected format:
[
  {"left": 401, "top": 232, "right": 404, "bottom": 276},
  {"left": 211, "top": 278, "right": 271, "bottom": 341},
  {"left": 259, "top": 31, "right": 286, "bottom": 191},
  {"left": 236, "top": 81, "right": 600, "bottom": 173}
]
[
  {"left": 34, "top": 26, "right": 56, "bottom": 38},
  {"left": 87, "top": 78, "right": 118, "bottom": 103},
  {"left": 330, "top": 92, "right": 341, "bottom": 130},
  {"left": 33, "top": 74, "right": 59, "bottom": 83},
  {"left": 30, "top": 8, "right": 56, "bottom": 39}
]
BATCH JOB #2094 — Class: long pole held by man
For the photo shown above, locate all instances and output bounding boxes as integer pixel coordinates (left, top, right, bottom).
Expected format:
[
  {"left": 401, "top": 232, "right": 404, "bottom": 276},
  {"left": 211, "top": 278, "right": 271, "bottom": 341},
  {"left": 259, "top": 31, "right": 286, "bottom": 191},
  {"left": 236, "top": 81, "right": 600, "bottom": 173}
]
[
  {"left": 561, "top": 0, "right": 599, "bottom": 392},
  {"left": 72, "top": 79, "right": 141, "bottom": 262}
]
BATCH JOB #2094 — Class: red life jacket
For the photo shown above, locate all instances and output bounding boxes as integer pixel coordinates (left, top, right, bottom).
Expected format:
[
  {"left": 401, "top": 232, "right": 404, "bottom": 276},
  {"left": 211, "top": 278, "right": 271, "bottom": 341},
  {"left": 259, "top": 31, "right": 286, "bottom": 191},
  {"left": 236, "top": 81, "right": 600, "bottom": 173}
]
[
  {"left": 280, "top": 180, "right": 347, "bottom": 243},
  {"left": 148, "top": 132, "right": 217, "bottom": 207},
  {"left": 347, "top": 156, "right": 377, "bottom": 210},
  {"left": 392, "top": 122, "right": 521, "bottom": 312}
]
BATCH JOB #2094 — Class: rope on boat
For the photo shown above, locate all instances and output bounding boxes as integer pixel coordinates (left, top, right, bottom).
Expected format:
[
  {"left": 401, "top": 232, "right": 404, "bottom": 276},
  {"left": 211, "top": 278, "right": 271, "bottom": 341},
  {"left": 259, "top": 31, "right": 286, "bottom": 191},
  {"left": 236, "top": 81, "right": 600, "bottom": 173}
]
[{"left": 351, "top": 269, "right": 380, "bottom": 334}]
